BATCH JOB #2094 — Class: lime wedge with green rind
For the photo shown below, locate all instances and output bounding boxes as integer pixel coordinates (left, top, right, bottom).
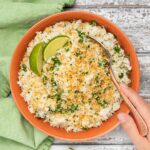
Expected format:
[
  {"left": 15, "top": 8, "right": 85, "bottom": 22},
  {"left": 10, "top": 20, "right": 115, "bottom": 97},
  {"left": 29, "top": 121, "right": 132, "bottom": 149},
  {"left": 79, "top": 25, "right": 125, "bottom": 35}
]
[
  {"left": 29, "top": 42, "right": 45, "bottom": 76},
  {"left": 44, "top": 35, "right": 69, "bottom": 61}
]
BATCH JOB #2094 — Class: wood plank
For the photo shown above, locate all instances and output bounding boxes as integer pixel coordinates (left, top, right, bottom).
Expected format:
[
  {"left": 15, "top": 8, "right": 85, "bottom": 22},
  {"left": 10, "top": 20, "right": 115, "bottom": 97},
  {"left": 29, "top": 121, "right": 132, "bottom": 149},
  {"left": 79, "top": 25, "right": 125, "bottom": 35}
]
[
  {"left": 54, "top": 126, "right": 131, "bottom": 144},
  {"left": 138, "top": 54, "right": 150, "bottom": 96},
  {"left": 68, "top": 7, "right": 150, "bottom": 53},
  {"left": 76, "top": 0, "right": 150, "bottom": 6},
  {"left": 50, "top": 145, "right": 135, "bottom": 150}
]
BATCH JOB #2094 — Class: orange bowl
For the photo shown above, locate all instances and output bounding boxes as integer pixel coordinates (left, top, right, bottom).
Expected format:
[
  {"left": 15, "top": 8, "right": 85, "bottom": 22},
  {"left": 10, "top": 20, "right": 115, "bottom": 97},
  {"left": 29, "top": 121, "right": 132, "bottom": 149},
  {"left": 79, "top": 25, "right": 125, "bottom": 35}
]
[{"left": 10, "top": 11, "right": 140, "bottom": 141}]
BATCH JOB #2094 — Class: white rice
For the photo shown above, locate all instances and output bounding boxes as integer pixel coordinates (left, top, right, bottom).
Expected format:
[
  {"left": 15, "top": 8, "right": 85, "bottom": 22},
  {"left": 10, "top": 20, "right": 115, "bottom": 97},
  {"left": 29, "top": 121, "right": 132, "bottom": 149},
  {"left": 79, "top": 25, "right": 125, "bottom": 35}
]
[{"left": 18, "top": 20, "right": 131, "bottom": 132}]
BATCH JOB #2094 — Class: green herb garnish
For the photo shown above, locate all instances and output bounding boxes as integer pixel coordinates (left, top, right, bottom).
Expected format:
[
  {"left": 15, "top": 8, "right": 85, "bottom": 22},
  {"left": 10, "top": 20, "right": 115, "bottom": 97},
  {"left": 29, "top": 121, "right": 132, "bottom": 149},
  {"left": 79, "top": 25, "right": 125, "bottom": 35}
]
[
  {"left": 55, "top": 103, "right": 62, "bottom": 112},
  {"left": 74, "top": 90, "right": 79, "bottom": 94},
  {"left": 97, "top": 99, "right": 109, "bottom": 108},
  {"left": 86, "top": 45, "right": 90, "bottom": 49},
  {"left": 88, "top": 98, "right": 92, "bottom": 103},
  {"left": 68, "top": 104, "right": 78, "bottom": 113},
  {"left": 76, "top": 29, "right": 86, "bottom": 43},
  {"left": 51, "top": 56, "right": 61, "bottom": 66},
  {"left": 89, "top": 58, "right": 95, "bottom": 64},
  {"left": 101, "top": 87, "right": 107, "bottom": 94},
  {"left": 95, "top": 75, "right": 100, "bottom": 84},
  {"left": 75, "top": 49, "right": 82, "bottom": 57},
  {"left": 118, "top": 73, "right": 124, "bottom": 79},
  {"left": 21, "top": 64, "right": 27, "bottom": 72},
  {"left": 82, "top": 127, "right": 89, "bottom": 130},
  {"left": 42, "top": 75, "right": 48, "bottom": 85},
  {"left": 113, "top": 46, "right": 120, "bottom": 53},
  {"left": 54, "top": 92, "right": 62, "bottom": 101},
  {"left": 50, "top": 56, "right": 61, "bottom": 70},
  {"left": 51, "top": 76, "right": 57, "bottom": 86},
  {"left": 90, "top": 20, "right": 97, "bottom": 26},
  {"left": 98, "top": 59, "right": 108, "bottom": 67},
  {"left": 82, "top": 71, "right": 89, "bottom": 75},
  {"left": 47, "top": 95, "right": 51, "bottom": 98},
  {"left": 65, "top": 48, "right": 70, "bottom": 52},
  {"left": 92, "top": 92, "right": 100, "bottom": 99}
]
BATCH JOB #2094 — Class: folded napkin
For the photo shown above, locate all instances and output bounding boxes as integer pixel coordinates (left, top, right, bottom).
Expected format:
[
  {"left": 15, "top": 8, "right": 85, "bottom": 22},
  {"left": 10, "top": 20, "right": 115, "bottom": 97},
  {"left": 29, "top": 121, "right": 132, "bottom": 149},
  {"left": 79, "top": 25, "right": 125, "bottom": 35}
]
[{"left": 0, "top": 0, "right": 75, "bottom": 149}]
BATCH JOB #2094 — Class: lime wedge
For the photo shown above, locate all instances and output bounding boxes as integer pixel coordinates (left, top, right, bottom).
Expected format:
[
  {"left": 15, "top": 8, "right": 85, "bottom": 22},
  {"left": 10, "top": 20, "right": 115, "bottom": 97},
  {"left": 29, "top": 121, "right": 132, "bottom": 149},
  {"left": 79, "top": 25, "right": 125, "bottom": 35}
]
[
  {"left": 44, "top": 35, "right": 69, "bottom": 61},
  {"left": 29, "top": 42, "right": 45, "bottom": 76}
]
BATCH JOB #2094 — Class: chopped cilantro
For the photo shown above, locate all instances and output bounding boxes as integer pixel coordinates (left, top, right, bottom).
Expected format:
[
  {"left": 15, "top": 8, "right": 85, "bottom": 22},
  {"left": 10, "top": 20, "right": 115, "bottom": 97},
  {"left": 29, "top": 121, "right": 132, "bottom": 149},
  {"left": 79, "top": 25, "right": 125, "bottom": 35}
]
[
  {"left": 75, "top": 49, "right": 82, "bottom": 57},
  {"left": 118, "top": 72, "right": 124, "bottom": 79},
  {"left": 92, "top": 92, "right": 99, "bottom": 99},
  {"left": 101, "top": 87, "right": 107, "bottom": 94},
  {"left": 54, "top": 92, "right": 62, "bottom": 101},
  {"left": 86, "top": 45, "right": 90, "bottom": 49},
  {"left": 88, "top": 98, "right": 92, "bottom": 103},
  {"left": 97, "top": 99, "right": 109, "bottom": 108},
  {"left": 79, "top": 38, "right": 83, "bottom": 43},
  {"left": 101, "top": 86, "right": 112, "bottom": 94},
  {"left": 81, "top": 99, "right": 86, "bottom": 104},
  {"left": 76, "top": 29, "right": 86, "bottom": 43},
  {"left": 50, "top": 91, "right": 62, "bottom": 101},
  {"left": 98, "top": 59, "right": 108, "bottom": 67},
  {"left": 89, "top": 58, "right": 95, "bottom": 64},
  {"left": 51, "top": 76, "right": 57, "bottom": 86},
  {"left": 74, "top": 90, "right": 79, "bottom": 94},
  {"left": 21, "top": 64, "right": 27, "bottom": 72},
  {"left": 69, "top": 104, "right": 78, "bottom": 113},
  {"left": 113, "top": 46, "right": 120, "bottom": 53},
  {"left": 50, "top": 56, "right": 61, "bottom": 70},
  {"left": 65, "top": 48, "right": 70, "bottom": 52},
  {"left": 69, "top": 41, "right": 72, "bottom": 44},
  {"left": 47, "top": 95, "right": 51, "bottom": 98},
  {"left": 95, "top": 75, "right": 100, "bottom": 84},
  {"left": 82, "top": 71, "right": 89, "bottom": 75},
  {"left": 90, "top": 20, "right": 97, "bottom": 26},
  {"left": 42, "top": 75, "right": 48, "bottom": 85},
  {"left": 98, "top": 61, "right": 102, "bottom": 67},
  {"left": 112, "top": 59, "right": 116, "bottom": 64},
  {"left": 55, "top": 103, "right": 62, "bottom": 112},
  {"left": 51, "top": 56, "right": 61, "bottom": 66},
  {"left": 64, "top": 40, "right": 72, "bottom": 46},
  {"left": 82, "top": 127, "right": 89, "bottom": 130},
  {"left": 50, "top": 65, "right": 55, "bottom": 71}
]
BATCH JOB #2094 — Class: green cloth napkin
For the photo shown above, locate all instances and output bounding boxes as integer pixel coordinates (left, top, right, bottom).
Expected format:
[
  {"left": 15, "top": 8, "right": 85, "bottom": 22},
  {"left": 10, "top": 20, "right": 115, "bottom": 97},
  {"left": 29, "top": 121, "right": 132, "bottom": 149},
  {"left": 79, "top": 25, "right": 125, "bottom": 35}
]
[{"left": 0, "top": 0, "right": 75, "bottom": 149}]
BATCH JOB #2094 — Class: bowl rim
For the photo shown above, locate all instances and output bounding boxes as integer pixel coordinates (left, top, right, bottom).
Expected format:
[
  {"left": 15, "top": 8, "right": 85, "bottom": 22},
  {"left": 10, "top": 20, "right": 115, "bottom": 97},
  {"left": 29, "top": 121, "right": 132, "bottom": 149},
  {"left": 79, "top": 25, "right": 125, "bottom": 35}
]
[{"left": 10, "top": 10, "right": 140, "bottom": 141}]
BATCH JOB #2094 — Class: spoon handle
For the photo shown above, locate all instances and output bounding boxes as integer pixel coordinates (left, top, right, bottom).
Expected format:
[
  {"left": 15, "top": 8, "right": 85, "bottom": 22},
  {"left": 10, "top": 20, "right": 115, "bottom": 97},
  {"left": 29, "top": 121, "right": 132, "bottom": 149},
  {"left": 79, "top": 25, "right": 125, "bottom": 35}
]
[{"left": 110, "top": 69, "right": 148, "bottom": 137}]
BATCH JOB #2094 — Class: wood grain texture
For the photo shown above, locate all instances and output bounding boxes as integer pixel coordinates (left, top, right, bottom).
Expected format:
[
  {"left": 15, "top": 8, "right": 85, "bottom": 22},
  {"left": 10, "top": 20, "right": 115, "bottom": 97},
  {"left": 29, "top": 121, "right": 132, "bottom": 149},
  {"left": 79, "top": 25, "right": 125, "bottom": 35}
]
[
  {"left": 76, "top": 0, "right": 150, "bottom": 6},
  {"left": 51, "top": 145, "right": 135, "bottom": 150},
  {"left": 53, "top": 0, "right": 150, "bottom": 149},
  {"left": 69, "top": 7, "right": 150, "bottom": 53},
  {"left": 138, "top": 54, "right": 150, "bottom": 97},
  {"left": 54, "top": 126, "right": 131, "bottom": 144}
]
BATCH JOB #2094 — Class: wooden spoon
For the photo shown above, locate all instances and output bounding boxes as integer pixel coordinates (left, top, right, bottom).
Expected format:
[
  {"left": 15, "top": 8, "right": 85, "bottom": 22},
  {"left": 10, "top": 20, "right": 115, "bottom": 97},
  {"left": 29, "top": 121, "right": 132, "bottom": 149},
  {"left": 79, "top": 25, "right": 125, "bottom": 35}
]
[{"left": 88, "top": 35, "right": 148, "bottom": 136}]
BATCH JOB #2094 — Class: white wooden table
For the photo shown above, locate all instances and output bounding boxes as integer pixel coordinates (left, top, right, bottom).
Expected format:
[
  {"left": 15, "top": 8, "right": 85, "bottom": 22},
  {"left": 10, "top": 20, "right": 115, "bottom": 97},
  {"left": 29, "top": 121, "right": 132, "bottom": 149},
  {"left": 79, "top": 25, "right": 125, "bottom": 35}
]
[{"left": 51, "top": 0, "right": 150, "bottom": 149}]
